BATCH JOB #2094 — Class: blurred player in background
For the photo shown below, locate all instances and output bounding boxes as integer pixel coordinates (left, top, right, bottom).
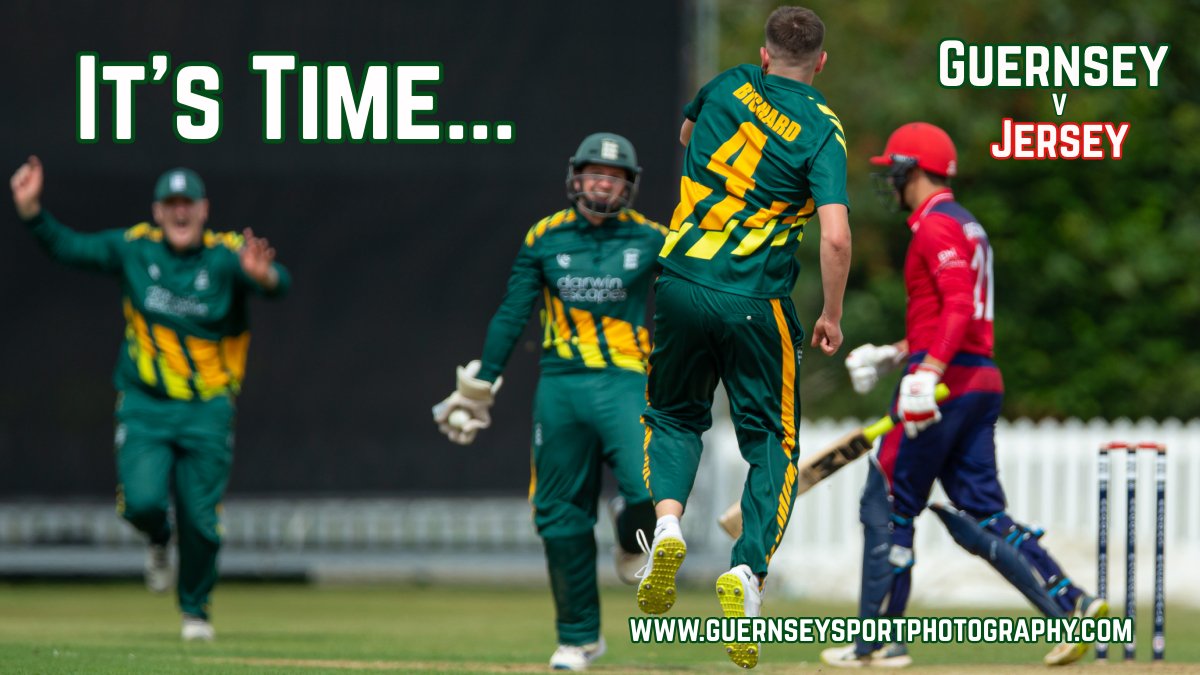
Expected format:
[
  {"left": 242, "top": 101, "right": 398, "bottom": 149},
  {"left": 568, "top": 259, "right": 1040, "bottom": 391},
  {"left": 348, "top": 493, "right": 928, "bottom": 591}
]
[
  {"left": 10, "top": 157, "right": 290, "bottom": 642},
  {"left": 820, "top": 123, "right": 1106, "bottom": 668},
  {"left": 635, "top": 6, "right": 851, "bottom": 669},
  {"left": 433, "top": 133, "right": 666, "bottom": 671}
]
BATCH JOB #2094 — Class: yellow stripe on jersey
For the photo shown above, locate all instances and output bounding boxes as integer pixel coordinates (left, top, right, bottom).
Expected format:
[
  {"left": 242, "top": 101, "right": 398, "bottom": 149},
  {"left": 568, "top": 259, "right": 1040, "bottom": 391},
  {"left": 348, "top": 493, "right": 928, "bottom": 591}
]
[
  {"left": 124, "top": 222, "right": 162, "bottom": 242},
  {"left": 695, "top": 194, "right": 745, "bottom": 233},
  {"left": 685, "top": 219, "right": 739, "bottom": 259},
  {"left": 220, "top": 332, "right": 251, "bottom": 383},
  {"left": 185, "top": 335, "right": 233, "bottom": 399},
  {"left": 636, "top": 326, "right": 651, "bottom": 358},
  {"left": 621, "top": 209, "right": 670, "bottom": 236},
  {"left": 742, "top": 201, "right": 791, "bottom": 229},
  {"left": 151, "top": 324, "right": 194, "bottom": 400},
  {"left": 526, "top": 216, "right": 550, "bottom": 246},
  {"left": 731, "top": 221, "right": 778, "bottom": 256},
  {"left": 203, "top": 230, "right": 245, "bottom": 251},
  {"left": 669, "top": 176, "right": 713, "bottom": 232},
  {"left": 567, "top": 308, "right": 607, "bottom": 368},
  {"left": 543, "top": 292, "right": 575, "bottom": 359},
  {"left": 123, "top": 300, "right": 159, "bottom": 386},
  {"left": 525, "top": 209, "right": 576, "bottom": 247},
  {"left": 816, "top": 103, "right": 843, "bottom": 135},
  {"left": 659, "top": 222, "right": 693, "bottom": 258},
  {"left": 600, "top": 316, "right": 646, "bottom": 373},
  {"left": 814, "top": 102, "right": 847, "bottom": 155}
]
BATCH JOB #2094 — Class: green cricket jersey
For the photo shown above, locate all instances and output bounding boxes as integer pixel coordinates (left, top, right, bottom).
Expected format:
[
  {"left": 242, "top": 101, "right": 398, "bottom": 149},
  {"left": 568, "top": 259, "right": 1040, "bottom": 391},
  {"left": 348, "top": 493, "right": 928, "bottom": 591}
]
[
  {"left": 660, "top": 63, "right": 848, "bottom": 298},
  {"left": 478, "top": 206, "right": 667, "bottom": 382},
  {"left": 25, "top": 210, "right": 291, "bottom": 401}
]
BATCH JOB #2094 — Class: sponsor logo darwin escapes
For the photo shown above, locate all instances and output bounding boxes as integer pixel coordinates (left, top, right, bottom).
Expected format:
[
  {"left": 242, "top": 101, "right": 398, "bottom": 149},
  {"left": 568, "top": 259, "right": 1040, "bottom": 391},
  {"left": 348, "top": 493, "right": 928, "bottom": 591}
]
[{"left": 557, "top": 275, "right": 627, "bottom": 303}]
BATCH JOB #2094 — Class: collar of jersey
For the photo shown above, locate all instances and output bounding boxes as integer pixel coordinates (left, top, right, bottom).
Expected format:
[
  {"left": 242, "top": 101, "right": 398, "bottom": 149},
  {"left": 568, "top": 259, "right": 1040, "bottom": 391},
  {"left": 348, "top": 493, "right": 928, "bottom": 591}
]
[
  {"left": 907, "top": 188, "right": 955, "bottom": 232},
  {"left": 763, "top": 73, "right": 824, "bottom": 101},
  {"left": 571, "top": 206, "right": 625, "bottom": 229}
]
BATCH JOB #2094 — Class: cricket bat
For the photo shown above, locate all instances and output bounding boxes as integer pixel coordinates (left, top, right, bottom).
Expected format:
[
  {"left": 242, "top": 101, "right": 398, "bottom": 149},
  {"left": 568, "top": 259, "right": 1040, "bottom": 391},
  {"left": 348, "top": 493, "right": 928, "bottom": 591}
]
[{"left": 717, "top": 383, "right": 950, "bottom": 539}]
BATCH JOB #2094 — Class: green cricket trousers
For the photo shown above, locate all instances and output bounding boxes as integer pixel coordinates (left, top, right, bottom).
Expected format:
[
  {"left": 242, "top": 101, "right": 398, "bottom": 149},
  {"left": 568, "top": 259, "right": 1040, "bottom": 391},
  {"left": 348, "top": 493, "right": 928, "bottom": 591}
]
[
  {"left": 643, "top": 271, "right": 804, "bottom": 577},
  {"left": 530, "top": 369, "right": 654, "bottom": 646},
  {"left": 115, "top": 386, "right": 234, "bottom": 620}
]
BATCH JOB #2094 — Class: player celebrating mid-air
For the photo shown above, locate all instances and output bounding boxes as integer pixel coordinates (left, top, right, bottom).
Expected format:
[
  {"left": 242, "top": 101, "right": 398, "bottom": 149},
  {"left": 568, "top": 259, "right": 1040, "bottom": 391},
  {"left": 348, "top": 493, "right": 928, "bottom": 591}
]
[
  {"left": 433, "top": 133, "right": 665, "bottom": 672},
  {"left": 10, "top": 157, "right": 290, "bottom": 642},
  {"left": 821, "top": 122, "right": 1106, "bottom": 668},
  {"left": 635, "top": 6, "right": 851, "bottom": 669}
]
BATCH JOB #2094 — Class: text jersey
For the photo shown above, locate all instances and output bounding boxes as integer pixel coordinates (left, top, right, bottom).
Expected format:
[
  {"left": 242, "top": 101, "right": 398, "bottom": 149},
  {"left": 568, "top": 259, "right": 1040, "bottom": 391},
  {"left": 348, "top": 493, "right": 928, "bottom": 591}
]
[
  {"left": 26, "top": 210, "right": 291, "bottom": 401},
  {"left": 904, "top": 190, "right": 995, "bottom": 363},
  {"left": 659, "top": 64, "right": 848, "bottom": 298},
  {"left": 478, "top": 207, "right": 667, "bottom": 381}
]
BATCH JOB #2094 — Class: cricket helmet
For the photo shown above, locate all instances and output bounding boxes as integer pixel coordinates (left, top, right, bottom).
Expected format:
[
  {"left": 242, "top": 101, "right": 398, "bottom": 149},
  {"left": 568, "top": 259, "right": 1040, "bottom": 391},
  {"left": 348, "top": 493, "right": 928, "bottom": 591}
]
[
  {"left": 565, "top": 132, "right": 641, "bottom": 217},
  {"left": 869, "top": 122, "right": 957, "bottom": 178}
]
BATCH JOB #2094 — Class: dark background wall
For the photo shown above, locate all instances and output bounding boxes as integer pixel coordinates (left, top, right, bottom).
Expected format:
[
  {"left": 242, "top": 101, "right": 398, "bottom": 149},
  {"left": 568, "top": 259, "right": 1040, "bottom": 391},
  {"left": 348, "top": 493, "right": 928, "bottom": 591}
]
[{"left": 0, "top": 1, "right": 687, "bottom": 496}]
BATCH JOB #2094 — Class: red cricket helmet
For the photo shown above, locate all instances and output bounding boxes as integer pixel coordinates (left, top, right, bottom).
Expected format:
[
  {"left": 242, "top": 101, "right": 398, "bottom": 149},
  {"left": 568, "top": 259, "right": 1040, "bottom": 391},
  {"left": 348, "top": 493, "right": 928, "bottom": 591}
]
[{"left": 870, "top": 122, "right": 957, "bottom": 177}]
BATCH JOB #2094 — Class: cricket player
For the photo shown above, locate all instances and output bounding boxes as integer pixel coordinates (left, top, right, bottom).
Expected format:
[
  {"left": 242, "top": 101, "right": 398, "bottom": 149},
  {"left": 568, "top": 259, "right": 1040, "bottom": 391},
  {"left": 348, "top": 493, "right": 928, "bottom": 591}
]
[
  {"left": 10, "top": 157, "right": 290, "bottom": 641},
  {"left": 432, "top": 133, "right": 664, "bottom": 671},
  {"left": 635, "top": 6, "right": 852, "bottom": 669},
  {"left": 820, "top": 122, "right": 1106, "bottom": 668}
]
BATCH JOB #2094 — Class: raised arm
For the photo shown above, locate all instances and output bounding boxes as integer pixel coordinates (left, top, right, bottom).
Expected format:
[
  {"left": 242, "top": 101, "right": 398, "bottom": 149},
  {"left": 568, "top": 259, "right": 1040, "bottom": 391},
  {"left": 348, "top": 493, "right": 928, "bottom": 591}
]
[
  {"left": 239, "top": 227, "right": 291, "bottom": 298},
  {"left": 11, "top": 156, "right": 124, "bottom": 273}
]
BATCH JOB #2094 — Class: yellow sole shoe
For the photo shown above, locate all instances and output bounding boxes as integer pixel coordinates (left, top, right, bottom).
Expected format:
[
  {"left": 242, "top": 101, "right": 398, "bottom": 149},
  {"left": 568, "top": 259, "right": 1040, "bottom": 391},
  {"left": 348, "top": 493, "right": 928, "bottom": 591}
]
[
  {"left": 635, "top": 536, "right": 686, "bottom": 615},
  {"left": 716, "top": 572, "right": 759, "bottom": 669}
]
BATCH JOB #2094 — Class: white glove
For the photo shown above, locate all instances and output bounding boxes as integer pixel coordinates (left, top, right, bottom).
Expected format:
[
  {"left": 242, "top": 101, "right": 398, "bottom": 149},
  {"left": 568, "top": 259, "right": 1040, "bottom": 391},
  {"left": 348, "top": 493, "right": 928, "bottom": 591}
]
[
  {"left": 845, "top": 343, "right": 907, "bottom": 394},
  {"left": 898, "top": 367, "right": 943, "bottom": 438},
  {"left": 432, "top": 360, "right": 503, "bottom": 445}
]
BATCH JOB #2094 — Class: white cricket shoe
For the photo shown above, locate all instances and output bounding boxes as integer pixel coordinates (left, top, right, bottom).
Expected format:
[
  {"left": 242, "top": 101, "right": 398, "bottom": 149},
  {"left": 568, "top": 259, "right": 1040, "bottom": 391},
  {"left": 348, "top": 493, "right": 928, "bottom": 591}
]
[
  {"left": 821, "top": 642, "right": 912, "bottom": 668},
  {"left": 716, "top": 564, "right": 762, "bottom": 669},
  {"left": 181, "top": 615, "right": 215, "bottom": 642},
  {"left": 549, "top": 637, "right": 605, "bottom": 671},
  {"left": 607, "top": 497, "right": 643, "bottom": 585},
  {"left": 1044, "top": 594, "right": 1109, "bottom": 665},
  {"left": 144, "top": 543, "right": 173, "bottom": 594},
  {"left": 635, "top": 520, "right": 686, "bottom": 615}
]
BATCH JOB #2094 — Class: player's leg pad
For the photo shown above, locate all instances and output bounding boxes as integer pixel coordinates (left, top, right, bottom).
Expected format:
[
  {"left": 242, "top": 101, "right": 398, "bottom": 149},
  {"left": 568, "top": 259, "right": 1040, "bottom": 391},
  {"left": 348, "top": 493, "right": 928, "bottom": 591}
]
[
  {"left": 716, "top": 568, "right": 760, "bottom": 669},
  {"left": 636, "top": 536, "right": 686, "bottom": 615},
  {"left": 929, "top": 503, "right": 1065, "bottom": 617}
]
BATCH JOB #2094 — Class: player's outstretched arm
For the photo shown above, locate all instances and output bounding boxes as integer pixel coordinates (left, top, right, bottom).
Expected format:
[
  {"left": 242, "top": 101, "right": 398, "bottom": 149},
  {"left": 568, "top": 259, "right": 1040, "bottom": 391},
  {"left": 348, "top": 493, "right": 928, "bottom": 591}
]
[
  {"left": 12, "top": 156, "right": 124, "bottom": 273},
  {"left": 11, "top": 155, "right": 44, "bottom": 220},
  {"left": 812, "top": 202, "right": 851, "bottom": 355},
  {"left": 239, "top": 227, "right": 292, "bottom": 297}
]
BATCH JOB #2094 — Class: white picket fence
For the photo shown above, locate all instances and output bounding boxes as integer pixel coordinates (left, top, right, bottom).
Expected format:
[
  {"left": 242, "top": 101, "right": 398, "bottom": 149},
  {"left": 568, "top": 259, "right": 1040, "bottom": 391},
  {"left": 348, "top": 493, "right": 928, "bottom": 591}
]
[
  {"left": 705, "top": 416, "right": 1200, "bottom": 608},
  {"left": 2, "top": 417, "right": 1197, "bottom": 609}
]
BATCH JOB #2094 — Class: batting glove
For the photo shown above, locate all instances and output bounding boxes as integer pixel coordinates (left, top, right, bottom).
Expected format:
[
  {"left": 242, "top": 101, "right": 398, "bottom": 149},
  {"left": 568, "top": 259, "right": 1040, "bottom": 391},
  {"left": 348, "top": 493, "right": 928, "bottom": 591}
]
[
  {"left": 898, "top": 366, "right": 943, "bottom": 438},
  {"left": 432, "top": 360, "right": 503, "bottom": 445},
  {"left": 845, "top": 343, "right": 907, "bottom": 394}
]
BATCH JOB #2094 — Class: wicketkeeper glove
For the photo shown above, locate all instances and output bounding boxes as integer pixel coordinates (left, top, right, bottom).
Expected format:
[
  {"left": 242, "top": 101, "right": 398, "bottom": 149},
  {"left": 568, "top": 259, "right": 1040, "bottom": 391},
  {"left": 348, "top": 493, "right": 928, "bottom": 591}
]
[
  {"left": 898, "top": 365, "right": 943, "bottom": 438},
  {"left": 432, "top": 360, "right": 503, "bottom": 445},
  {"left": 844, "top": 343, "right": 908, "bottom": 394}
]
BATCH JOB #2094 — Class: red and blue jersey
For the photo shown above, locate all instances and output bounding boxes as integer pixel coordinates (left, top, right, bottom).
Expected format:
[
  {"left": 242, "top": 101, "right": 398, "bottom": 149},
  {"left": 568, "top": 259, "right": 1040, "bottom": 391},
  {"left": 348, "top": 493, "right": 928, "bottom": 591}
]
[
  {"left": 904, "top": 189, "right": 1001, "bottom": 397},
  {"left": 905, "top": 190, "right": 996, "bottom": 362}
]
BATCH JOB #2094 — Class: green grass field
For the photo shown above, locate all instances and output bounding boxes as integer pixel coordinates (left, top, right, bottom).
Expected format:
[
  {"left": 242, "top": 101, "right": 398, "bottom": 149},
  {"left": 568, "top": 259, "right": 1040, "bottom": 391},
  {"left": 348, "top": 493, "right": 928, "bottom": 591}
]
[{"left": 0, "top": 582, "right": 1194, "bottom": 674}]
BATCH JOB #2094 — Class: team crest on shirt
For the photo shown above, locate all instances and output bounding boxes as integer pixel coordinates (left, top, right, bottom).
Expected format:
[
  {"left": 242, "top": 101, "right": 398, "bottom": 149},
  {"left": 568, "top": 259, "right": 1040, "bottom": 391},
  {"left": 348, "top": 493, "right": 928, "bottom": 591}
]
[
  {"left": 623, "top": 248, "right": 639, "bottom": 270},
  {"left": 556, "top": 253, "right": 571, "bottom": 269},
  {"left": 195, "top": 268, "right": 209, "bottom": 290},
  {"left": 148, "top": 263, "right": 160, "bottom": 280}
]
